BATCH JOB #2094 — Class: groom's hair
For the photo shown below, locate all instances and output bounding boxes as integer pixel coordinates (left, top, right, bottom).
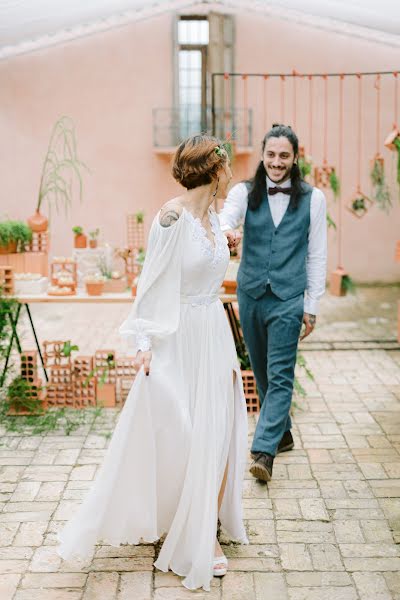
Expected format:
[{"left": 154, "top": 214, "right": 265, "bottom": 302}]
[{"left": 246, "top": 124, "right": 305, "bottom": 211}]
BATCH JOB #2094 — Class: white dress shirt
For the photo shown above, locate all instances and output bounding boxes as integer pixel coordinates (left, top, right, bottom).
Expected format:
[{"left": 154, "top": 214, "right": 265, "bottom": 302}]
[{"left": 219, "top": 176, "right": 327, "bottom": 315}]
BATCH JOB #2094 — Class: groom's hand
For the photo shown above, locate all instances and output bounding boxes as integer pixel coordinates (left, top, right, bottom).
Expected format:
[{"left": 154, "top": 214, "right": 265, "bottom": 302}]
[
  {"left": 225, "top": 229, "right": 242, "bottom": 250},
  {"left": 300, "top": 313, "right": 316, "bottom": 341}
]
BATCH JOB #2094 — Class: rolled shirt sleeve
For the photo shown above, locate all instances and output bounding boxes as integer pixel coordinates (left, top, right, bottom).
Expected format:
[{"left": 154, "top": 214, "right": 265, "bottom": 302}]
[
  {"left": 304, "top": 188, "right": 328, "bottom": 315},
  {"left": 218, "top": 182, "right": 248, "bottom": 231}
]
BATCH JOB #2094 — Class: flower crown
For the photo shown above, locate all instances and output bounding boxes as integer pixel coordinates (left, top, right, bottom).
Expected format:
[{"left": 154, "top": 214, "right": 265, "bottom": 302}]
[{"left": 214, "top": 145, "right": 228, "bottom": 158}]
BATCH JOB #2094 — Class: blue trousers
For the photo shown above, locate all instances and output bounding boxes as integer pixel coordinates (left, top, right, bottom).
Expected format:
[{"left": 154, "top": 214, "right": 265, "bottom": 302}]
[{"left": 237, "top": 285, "right": 304, "bottom": 457}]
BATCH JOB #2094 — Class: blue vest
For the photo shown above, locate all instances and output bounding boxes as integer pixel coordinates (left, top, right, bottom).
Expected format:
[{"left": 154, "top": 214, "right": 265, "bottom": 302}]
[{"left": 237, "top": 183, "right": 312, "bottom": 301}]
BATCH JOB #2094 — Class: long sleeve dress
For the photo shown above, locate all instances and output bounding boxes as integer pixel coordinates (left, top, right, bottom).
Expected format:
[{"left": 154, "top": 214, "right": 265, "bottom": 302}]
[{"left": 56, "top": 206, "right": 249, "bottom": 591}]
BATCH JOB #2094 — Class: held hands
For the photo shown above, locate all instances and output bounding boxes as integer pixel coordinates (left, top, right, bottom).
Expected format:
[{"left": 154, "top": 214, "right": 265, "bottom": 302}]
[
  {"left": 225, "top": 229, "right": 242, "bottom": 250},
  {"left": 300, "top": 313, "right": 317, "bottom": 341},
  {"left": 134, "top": 350, "right": 152, "bottom": 376}
]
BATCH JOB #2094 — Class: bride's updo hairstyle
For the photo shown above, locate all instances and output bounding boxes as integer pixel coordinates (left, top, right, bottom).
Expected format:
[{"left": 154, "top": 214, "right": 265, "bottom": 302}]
[{"left": 172, "top": 134, "right": 228, "bottom": 190}]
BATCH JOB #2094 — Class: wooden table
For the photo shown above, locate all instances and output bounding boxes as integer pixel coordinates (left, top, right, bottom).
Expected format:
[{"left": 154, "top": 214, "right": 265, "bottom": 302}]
[{"left": 2, "top": 292, "right": 239, "bottom": 386}]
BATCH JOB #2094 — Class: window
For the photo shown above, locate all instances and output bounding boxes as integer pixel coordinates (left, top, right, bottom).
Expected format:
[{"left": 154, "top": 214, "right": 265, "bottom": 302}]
[{"left": 177, "top": 17, "right": 209, "bottom": 139}]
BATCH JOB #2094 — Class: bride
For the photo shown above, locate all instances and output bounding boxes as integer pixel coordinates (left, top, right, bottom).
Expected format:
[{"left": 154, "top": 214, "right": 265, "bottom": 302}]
[{"left": 57, "top": 134, "right": 249, "bottom": 592}]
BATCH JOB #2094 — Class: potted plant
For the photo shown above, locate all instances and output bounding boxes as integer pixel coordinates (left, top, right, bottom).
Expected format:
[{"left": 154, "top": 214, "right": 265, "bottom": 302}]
[
  {"left": 28, "top": 116, "right": 88, "bottom": 233},
  {"left": 298, "top": 149, "right": 313, "bottom": 182},
  {"left": 6, "top": 376, "right": 45, "bottom": 415},
  {"left": 84, "top": 274, "right": 105, "bottom": 296},
  {"left": 329, "top": 267, "right": 356, "bottom": 297},
  {"left": 89, "top": 228, "right": 100, "bottom": 249},
  {"left": 0, "top": 221, "right": 32, "bottom": 254},
  {"left": 72, "top": 226, "right": 87, "bottom": 249},
  {"left": 329, "top": 169, "right": 340, "bottom": 200}
]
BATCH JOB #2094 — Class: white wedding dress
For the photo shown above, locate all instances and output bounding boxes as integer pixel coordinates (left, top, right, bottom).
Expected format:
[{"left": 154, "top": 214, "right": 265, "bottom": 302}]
[{"left": 57, "top": 206, "right": 249, "bottom": 591}]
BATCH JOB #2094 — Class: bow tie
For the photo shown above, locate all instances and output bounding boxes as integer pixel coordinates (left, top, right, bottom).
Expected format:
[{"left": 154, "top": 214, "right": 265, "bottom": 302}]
[{"left": 268, "top": 186, "right": 292, "bottom": 196}]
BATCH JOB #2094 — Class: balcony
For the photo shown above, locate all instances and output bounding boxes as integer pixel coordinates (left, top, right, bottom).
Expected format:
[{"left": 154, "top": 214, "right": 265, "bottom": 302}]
[{"left": 152, "top": 105, "right": 253, "bottom": 154}]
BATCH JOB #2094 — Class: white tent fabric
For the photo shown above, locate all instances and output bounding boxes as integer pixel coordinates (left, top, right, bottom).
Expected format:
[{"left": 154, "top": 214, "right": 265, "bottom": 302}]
[{"left": 0, "top": 0, "right": 399, "bottom": 60}]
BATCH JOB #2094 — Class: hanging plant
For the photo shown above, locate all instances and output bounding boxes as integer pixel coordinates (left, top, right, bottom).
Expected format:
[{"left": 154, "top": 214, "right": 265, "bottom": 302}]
[
  {"left": 298, "top": 154, "right": 313, "bottom": 181},
  {"left": 370, "top": 155, "right": 391, "bottom": 211},
  {"left": 329, "top": 169, "right": 340, "bottom": 200},
  {"left": 394, "top": 137, "right": 400, "bottom": 187},
  {"left": 326, "top": 213, "right": 336, "bottom": 230},
  {"left": 342, "top": 274, "right": 356, "bottom": 295},
  {"left": 347, "top": 192, "right": 372, "bottom": 219}
]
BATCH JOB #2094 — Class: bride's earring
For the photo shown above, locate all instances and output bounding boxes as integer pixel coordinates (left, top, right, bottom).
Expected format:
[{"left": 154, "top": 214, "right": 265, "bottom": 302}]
[{"left": 212, "top": 178, "right": 219, "bottom": 198}]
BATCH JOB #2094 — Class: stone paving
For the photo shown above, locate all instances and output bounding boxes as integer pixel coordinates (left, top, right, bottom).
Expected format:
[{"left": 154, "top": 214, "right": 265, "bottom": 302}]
[{"left": 0, "top": 286, "right": 400, "bottom": 599}]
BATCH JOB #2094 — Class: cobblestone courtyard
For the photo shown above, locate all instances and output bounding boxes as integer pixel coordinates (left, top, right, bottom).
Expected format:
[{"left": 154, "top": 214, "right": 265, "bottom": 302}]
[{"left": 0, "top": 286, "right": 400, "bottom": 599}]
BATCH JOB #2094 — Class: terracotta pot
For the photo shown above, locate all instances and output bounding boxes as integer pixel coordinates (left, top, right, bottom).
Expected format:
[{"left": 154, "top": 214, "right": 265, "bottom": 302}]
[
  {"left": 131, "top": 284, "right": 137, "bottom": 297},
  {"left": 89, "top": 239, "right": 97, "bottom": 249},
  {"left": 396, "top": 241, "right": 400, "bottom": 263},
  {"left": 103, "top": 277, "right": 127, "bottom": 293},
  {"left": 384, "top": 128, "right": 399, "bottom": 151},
  {"left": 74, "top": 234, "right": 87, "bottom": 249},
  {"left": 0, "top": 241, "right": 18, "bottom": 254},
  {"left": 329, "top": 267, "right": 347, "bottom": 297},
  {"left": 27, "top": 210, "right": 48, "bottom": 233},
  {"left": 86, "top": 282, "right": 104, "bottom": 296}
]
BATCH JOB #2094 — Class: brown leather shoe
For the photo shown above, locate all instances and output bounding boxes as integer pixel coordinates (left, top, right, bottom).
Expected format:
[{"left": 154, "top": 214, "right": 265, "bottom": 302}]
[
  {"left": 277, "top": 430, "right": 294, "bottom": 454},
  {"left": 249, "top": 452, "right": 274, "bottom": 482}
]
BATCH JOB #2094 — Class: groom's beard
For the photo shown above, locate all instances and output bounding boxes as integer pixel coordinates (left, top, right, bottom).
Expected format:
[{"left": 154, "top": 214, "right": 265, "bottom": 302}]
[{"left": 266, "top": 165, "right": 292, "bottom": 184}]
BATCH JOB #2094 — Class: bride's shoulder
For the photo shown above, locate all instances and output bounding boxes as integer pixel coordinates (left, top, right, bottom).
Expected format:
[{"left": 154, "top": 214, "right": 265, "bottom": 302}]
[{"left": 158, "top": 198, "right": 184, "bottom": 228}]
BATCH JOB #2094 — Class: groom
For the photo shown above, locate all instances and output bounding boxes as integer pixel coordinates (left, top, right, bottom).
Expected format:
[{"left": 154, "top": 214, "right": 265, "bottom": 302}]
[{"left": 220, "top": 124, "right": 327, "bottom": 482}]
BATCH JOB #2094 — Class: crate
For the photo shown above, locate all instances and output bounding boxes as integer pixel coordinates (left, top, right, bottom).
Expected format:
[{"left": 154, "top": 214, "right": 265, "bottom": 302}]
[
  {"left": 117, "top": 378, "right": 134, "bottom": 405},
  {"left": 241, "top": 369, "right": 260, "bottom": 413},
  {"left": 43, "top": 341, "right": 72, "bottom": 368},
  {"left": 0, "top": 266, "right": 14, "bottom": 295},
  {"left": 94, "top": 350, "right": 116, "bottom": 384},
  {"left": 50, "top": 260, "right": 77, "bottom": 291},
  {"left": 73, "top": 377, "right": 97, "bottom": 408},
  {"left": 20, "top": 351, "right": 38, "bottom": 382},
  {"left": 24, "top": 252, "right": 49, "bottom": 276}
]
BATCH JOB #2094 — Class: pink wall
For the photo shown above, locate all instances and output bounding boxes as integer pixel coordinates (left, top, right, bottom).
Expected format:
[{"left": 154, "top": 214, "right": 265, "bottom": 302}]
[{"left": 0, "top": 9, "right": 399, "bottom": 282}]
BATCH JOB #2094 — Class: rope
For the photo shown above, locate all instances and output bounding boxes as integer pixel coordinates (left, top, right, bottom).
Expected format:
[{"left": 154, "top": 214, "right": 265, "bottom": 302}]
[
  {"left": 338, "top": 75, "right": 344, "bottom": 269},
  {"left": 308, "top": 75, "right": 313, "bottom": 156},
  {"left": 263, "top": 74, "right": 269, "bottom": 132},
  {"left": 224, "top": 73, "right": 230, "bottom": 140},
  {"left": 394, "top": 71, "right": 399, "bottom": 128},
  {"left": 375, "top": 74, "right": 381, "bottom": 154},
  {"left": 280, "top": 75, "right": 285, "bottom": 123},
  {"left": 356, "top": 74, "right": 362, "bottom": 192},
  {"left": 242, "top": 74, "right": 248, "bottom": 146},
  {"left": 323, "top": 74, "right": 328, "bottom": 163}
]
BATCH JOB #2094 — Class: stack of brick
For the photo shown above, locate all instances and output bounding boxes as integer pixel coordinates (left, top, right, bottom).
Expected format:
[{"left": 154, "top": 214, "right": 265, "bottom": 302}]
[
  {"left": 94, "top": 350, "right": 117, "bottom": 407},
  {"left": 115, "top": 356, "right": 137, "bottom": 405},
  {"left": 20, "top": 350, "right": 45, "bottom": 405},
  {"left": 72, "top": 356, "right": 96, "bottom": 408},
  {"left": 0, "top": 266, "right": 14, "bottom": 295},
  {"left": 43, "top": 341, "right": 74, "bottom": 407}
]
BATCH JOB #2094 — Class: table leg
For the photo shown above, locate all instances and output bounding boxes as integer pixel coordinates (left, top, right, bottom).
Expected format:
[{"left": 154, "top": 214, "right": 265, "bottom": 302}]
[
  {"left": 24, "top": 304, "right": 48, "bottom": 382},
  {"left": 0, "top": 303, "right": 22, "bottom": 386}
]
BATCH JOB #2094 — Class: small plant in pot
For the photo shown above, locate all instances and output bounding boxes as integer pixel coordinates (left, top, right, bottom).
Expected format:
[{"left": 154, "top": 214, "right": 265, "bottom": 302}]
[
  {"left": 84, "top": 274, "right": 105, "bottom": 296},
  {"left": 28, "top": 115, "right": 88, "bottom": 233},
  {"left": 6, "top": 376, "right": 45, "bottom": 415},
  {"left": 89, "top": 228, "right": 100, "bottom": 249},
  {"left": 0, "top": 221, "right": 32, "bottom": 254},
  {"left": 72, "top": 226, "right": 87, "bottom": 249}
]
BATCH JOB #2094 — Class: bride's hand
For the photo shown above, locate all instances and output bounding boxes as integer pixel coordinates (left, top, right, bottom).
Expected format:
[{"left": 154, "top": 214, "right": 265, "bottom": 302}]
[
  {"left": 225, "top": 229, "right": 242, "bottom": 250},
  {"left": 134, "top": 350, "right": 152, "bottom": 376}
]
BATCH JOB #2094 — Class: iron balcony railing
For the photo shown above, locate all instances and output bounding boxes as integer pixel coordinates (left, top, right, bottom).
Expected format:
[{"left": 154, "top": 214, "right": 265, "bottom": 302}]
[{"left": 153, "top": 105, "right": 253, "bottom": 148}]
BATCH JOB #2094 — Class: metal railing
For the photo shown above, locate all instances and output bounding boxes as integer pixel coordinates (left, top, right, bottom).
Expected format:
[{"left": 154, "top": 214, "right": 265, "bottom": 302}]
[{"left": 153, "top": 105, "right": 252, "bottom": 148}]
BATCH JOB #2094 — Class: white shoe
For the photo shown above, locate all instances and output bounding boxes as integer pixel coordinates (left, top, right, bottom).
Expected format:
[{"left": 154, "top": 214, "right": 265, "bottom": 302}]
[{"left": 213, "top": 554, "right": 228, "bottom": 577}]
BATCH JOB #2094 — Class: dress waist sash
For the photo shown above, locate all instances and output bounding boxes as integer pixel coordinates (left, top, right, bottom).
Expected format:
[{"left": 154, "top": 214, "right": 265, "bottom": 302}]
[{"left": 180, "top": 293, "right": 219, "bottom": 307}]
